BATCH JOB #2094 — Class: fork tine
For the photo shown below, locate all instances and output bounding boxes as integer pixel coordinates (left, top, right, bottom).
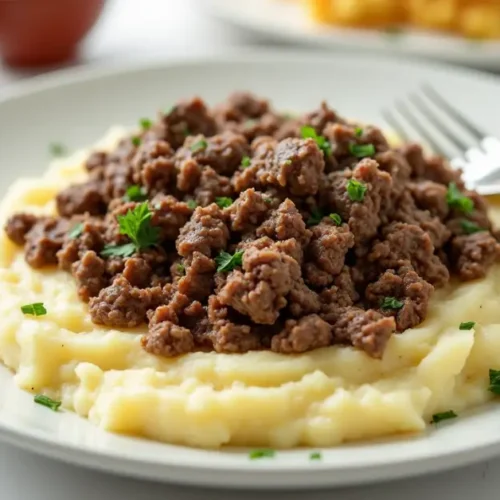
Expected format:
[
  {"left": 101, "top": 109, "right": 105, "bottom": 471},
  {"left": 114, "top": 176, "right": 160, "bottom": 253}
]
[
  {"left": 381, "top": 109, "right": 410, "bottom": 143},
  {"left": 395, "top": 100, "right": 448, "bottom": 157},
  {"left": 409, "top": 93, "right": 469, "bottom": 154},
  {"left": 421, "top": 84, "right": 486, "bottom": 140}
]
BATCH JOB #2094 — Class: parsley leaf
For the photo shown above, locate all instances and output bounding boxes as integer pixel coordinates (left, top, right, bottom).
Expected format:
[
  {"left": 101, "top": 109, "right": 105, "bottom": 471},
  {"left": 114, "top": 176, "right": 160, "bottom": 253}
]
[
  {"left": 124, "top": 185, "right": 147, "bottom": 202},
  {"left": 346, "top": 179, "right": 367, "bottom": 202},
  {"left": 21, "top": 303, "right": 47, "bottom": 316},
  {"left": 329, "top": 213, "right": 342, "bottom": 226},
  {"left": 49, "top": 142, "right": 66, "bottom": 157},
  {"left": 190, "top": 139, "right": 208, "bottom": 153},
  {"left": 300, "top": 125, "right": 332, "bottom": 157},
  {"left": 215, "top": 250, "right": 244, "bottom": 273},
  {"left": 488, "top": 369, "right": 500, "bottom": 395},
  {"left": 380, "top": 297, "right": 404, "bottom": 310},
  {"left": 431, "top": 410, "right": 457, "bottom": 424},
  {"left": 139, "top": 118, "right": 152, "bottom": 130},
  {"left": 459, "top": 321, "right": 475, "bottom": 330},
  {"left": 117, "top": 202, "right": 160, "bottom": 251},
  {"left": 34, "top": 394, "right": 61, "bottom": 412},
  {"left": 68, "top": 223, "right": 84, "bottom": 240},
  {"left": 187, "top": 199, "right": 198, "bottom": 210},
  {"left": 176, "top": 263, "right": 185, "bottom": 275},
  {"left": 215, "top": 197, "right": 233, "bottom": 209},
  {"left": 131, "top": 136, "right": 141, "bottom": 147},
  {"left": 241, "top": 156, "right": 251, "bottom": 168},
  {"left": 100, "top": 243, "right": 136, "bottom": 258},
  {"left": 307, "top": 208, "right": 324, "bottom": 226},
  {"left": 460, "top": 220, "right": 484, "bottom": 235},
  {"left": 309, "top": 451, "right": 322, "bottom": 461},
  {"left": 446, "top": 183, "right": 474, "bottom": 214},
  {"left": 349, "top": 143, "right": 375, "bottom": 158},
  {"left": 248, "top": 449, "right": 275, "bottom": 460},
  {"left": 354, "top": 127, "right": 364, "bottom": 138}
]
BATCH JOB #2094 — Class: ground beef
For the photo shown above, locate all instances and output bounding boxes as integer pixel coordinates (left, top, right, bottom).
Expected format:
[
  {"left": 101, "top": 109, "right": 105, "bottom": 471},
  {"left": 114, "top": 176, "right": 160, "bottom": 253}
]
[
  {"left": 7, "top": 92, "right": 500, "bottom": 359},
  {"left": 4, "top": 213, "right": 38, "bottom": 245}
]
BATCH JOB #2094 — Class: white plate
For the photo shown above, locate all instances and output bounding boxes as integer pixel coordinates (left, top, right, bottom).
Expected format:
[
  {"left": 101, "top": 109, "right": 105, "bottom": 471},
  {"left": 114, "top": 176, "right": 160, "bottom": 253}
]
[
  {"left": 1, "top": 51, "right": 500, "bottom": 490},
  {"left": 199, "top": 0, "right": 500, "bottom": 71}
]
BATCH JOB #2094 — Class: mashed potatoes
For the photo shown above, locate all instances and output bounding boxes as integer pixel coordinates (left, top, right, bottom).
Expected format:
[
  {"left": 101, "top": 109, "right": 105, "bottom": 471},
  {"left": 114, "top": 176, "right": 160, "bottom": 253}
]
[{"left": 1, "top": 128, "right": 500, "bottom": 449}]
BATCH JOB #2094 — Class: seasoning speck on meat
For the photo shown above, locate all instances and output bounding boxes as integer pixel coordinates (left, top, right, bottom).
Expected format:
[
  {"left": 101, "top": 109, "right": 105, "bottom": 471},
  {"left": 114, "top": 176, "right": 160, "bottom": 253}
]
[{"left": 6, "top": 92, "right": 500, "bottom": 359}]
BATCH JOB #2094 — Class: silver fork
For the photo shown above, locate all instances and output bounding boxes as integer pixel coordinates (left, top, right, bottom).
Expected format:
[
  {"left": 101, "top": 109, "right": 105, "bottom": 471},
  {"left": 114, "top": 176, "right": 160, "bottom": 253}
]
[{"left": 382, "top": 84, "right": 500, "bottom": 196}]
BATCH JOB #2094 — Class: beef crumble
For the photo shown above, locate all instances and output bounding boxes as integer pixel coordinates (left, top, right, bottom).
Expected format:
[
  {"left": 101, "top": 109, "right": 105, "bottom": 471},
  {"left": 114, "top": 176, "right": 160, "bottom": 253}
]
[{"left": 5, "top": 92, "right": 500, "bottom": 359}]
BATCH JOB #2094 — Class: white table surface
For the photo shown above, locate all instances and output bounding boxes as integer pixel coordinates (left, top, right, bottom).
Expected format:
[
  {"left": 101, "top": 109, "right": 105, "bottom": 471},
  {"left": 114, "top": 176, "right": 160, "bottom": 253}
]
[{"left": 0, "top": 1, "right": 499, "bottom": 498}]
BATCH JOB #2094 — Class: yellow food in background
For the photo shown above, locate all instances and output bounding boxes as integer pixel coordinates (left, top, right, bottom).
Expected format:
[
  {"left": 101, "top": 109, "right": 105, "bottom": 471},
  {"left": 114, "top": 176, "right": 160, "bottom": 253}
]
[
  {"left": 1, "top": 129, "right": 500, "bottom": 448},
  {"left": 303, "top": 0, "right": 500, "bottom": 39}
]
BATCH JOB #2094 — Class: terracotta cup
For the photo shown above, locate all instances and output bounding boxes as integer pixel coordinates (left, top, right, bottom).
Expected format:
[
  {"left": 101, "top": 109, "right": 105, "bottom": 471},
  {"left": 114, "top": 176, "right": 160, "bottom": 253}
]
[{"left": 0, "top": 0, "right": 106, "bottom": 67}]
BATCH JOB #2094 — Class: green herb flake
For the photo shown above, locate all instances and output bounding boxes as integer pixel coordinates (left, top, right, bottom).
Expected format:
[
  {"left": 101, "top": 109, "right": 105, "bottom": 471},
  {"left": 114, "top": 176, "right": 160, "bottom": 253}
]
[
  {"left": 215, "top": 250, "right": 244, "bottom": 273},
  {"left": 354, "top": 127, "right": 363, "bottom": 138},
  {"left": 124, "top": 185, "right": 147, "bottom": 202},
  {"left": 329, "top": 213, "right": 342, "bottom": 226},
  {"left": 284, "top": 159, "right": 293, "bottom": 166},
  {"left": 245, "top": 119, "right": 257, "bottom": 129},
  {"left": 431, "top": 410, "right": 457, "bottom": 424},
  {"left": 117, "top": 202, "right": 159, "bottom": 252},
  {"left": 34, "top": 394, "right": 61, "bottom": 412},
  {"left": 248, "top": 449, "right": 275, "bottom": 460},
  {"left": 446, "top": 183, "right": 474, "bottom": 214},
  {"left": 182, "top": 124, "right": 191, "bottom": 137},
  {"left": 187, "top": 200, "right": 198, "bottom": 210},
  {"left": 348, "top": 143, "right": 376, "bottom": 158},
  {"left": 100, "top": 243, "right": 136, "bottom": 259},
  {"left": 131, "top": 136, "right": 141, "bottom": 147},
  {"left": 346, "top": 179, "right": 368, "bottom": 202},
  {"left": 139, "top": 118, "right": 152, "bottom": 130},
  {"left": 176, "top": 263, "right": 185, "bottom": 275},
  {"left": 460, "top": 220, "right": 484, "bottom": 235},
  {"left": 68, "top": 223, "right": 84, "bottom": 240},
  {"left": 488, "top": 369, "right": 500, "bottom": 395},
  {"left": 241, "top": 156, "right": 251, "bottom": 168},
  {"left": 380, "top": 297, "right": 404, "bottom": 310},
  {"left": 216, "top": 197, "right": 233, "bottom": 209},
  {"left": 49, "top": 142, "right": 67, "bottom": 157},
  {"left": 307, "top": 208, "right": 324, "bottom": 227},
  {"left": 190, "top": 139, "right": 208, "bottom": 154},
  {"left": 459, "top": 321, "right": 476, "bottom": 330},
  {"left": 309, "top": 451, "right": 322, "bottom": 461},
  {"left": 21, "top": 303, "right": 47, "bottom": 317},
  {"left": 301, "top": 125, "right": 332, "bottom": 157}
]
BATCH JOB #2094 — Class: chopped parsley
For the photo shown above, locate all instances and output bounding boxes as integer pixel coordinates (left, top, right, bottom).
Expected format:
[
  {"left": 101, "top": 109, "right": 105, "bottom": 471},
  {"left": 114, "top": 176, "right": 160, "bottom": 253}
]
[
  {"left": 49, "top": 142, "right": 67, "bottom": 157},
  {"left": 459, "top": 321, "right": 475, "bottom": 330},
  {"left": 348, "top": 143, "right": 376, "bottom": 158},
  {"left": 116, "top": 202, "right": 159, "bottom": 252},
  {"left": 21, "top": 303, "right": 47, "bottom": 316},
  {"left": 124, "top": 185, "right": 147, "bottom": 202},
  {"left": 446, "top": 183, "right": 474, "bottom": 214},
  {"left": 307, "top": 207, "right": 324, "bottom": 226},
  {"left": 431, "top": 410, "right": 457, "bottom": 424},
  {"left": 460, "top": 220, "right": 484, "bottom": 235},
  {"left": 101, "top": 243, "right": 136, "bottom": 258},
  {"left": 176, "top": 263, "right": 185, "bottom": 275},
  {"left": 131, "top": 136, "right": 141, "bottom": 147},
  {"left": 215, "top": 197, "right": 233, "bottom": 209},
  {"left": 300, "top": 125, "right": 332, "bottom": 157},
  {"left": 354, "top": 127, "right": 363, "bottom": 138},
  {"left": 139, "top": 118, "right": 152, "bottom": 130},
  {"left": 346, "top": 179, "right": 367, "bottom": 202},
  {"left": 248, "top": 449, "right": 275, "bottom": 460},
  {"left": 187, "top": 199, "right": 198, "bottom": 210},
  {"left": 380, "top": 297, "right": 404, "bottom": 310},
  {"left": 488, "top": 369, "right": 500, "bottom": 395},
  {"left": 329, "top": 213, "right": 342, "bottom": 226},
  {"left": 241, "top": 156, "right": 251, "bottom": 168},
  {"left": 284, "top": 159, "right": 292, "bottom": 166},
  {"left": 309, "top": 451, "right": 322, "bottom": 461},
  {"left": 190, "top": 139, "right": 208, "bottom": 153},
  {"left": 34, "top": 394, "right": 61, "bottom": 412},
  {"left": 68, "top": 222, "right": 84, "bottom": 240},
  {"left": 215, "top": 250, "right": 244, "bottom": 273}
]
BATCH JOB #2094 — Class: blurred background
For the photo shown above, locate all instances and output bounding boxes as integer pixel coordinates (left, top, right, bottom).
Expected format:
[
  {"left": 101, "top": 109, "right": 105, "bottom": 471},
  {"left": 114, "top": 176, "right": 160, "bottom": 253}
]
[{"left": 0, "top": 0, "right": 499, "bottom": 87}]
